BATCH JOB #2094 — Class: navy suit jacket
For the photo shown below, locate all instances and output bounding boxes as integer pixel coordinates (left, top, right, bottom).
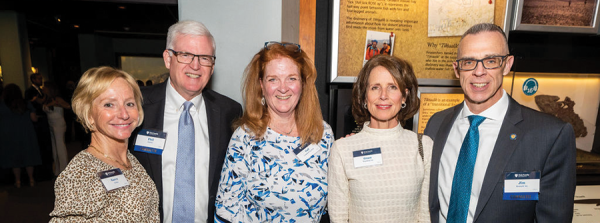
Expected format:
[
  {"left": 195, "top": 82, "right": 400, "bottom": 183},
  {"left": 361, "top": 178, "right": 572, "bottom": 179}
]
[
  {"left": 424, "top": 96, "right": 576, "bottom": 223},
  {"left": 129, "top": 80, "right": 242, "bottom": 223}
]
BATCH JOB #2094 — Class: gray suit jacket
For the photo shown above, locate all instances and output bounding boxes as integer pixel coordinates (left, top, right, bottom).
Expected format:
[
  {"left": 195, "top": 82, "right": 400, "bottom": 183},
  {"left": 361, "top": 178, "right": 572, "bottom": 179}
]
[
  {"left": 424, "top": 96, "right": 576, "bottom": 223},
  {"left": 129, "top": 80, "right": 242, "bottom": 223}
]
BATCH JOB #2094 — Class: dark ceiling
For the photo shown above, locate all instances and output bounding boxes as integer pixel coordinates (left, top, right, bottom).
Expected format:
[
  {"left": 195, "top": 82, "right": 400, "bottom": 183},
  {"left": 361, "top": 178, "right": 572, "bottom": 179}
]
[{"left": 1, "top": 0, "right": 178, "bottom": 47}]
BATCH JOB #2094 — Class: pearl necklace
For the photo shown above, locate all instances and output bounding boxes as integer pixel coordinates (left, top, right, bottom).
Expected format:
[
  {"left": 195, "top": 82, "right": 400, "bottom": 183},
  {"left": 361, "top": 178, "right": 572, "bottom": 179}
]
[{"left": 88, "top": 145, "right": 132, "bottom": 170}]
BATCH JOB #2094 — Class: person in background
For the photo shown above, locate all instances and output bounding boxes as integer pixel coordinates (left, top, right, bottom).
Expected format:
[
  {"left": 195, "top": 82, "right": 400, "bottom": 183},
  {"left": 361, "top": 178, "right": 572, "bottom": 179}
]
[
  {"left": 63, "top": 80, "right": 77, "bottom": 143},
  {"left": 328, "top": 54, "right": 431, "bottom": 222},
  {"left": 42, "top": 81, "right": 71, "bottom": 176},
  {"left": 129, "top": 20, "right": 242, "bottom": 222},
  {"left": 214, "top": 41, "right": 333, "bottom": 222},
  {"left": 50, "top": 66, "right": 159, "bottom": 221},
  {"left": 24, "top": 72, "right": 54, "bottom": 180},
  {"left": 146, "top": 80, "right": 153, "bottom": 86},
  {"left": 365, "top": 39, "right": 379, "bottom": 60},
  {"left": 424, "top": 23, "right": 576, "bottom": 223},
  {"left": 380, "top": 42, "right": 391, "bottom": 55},
  {"left": 0, "top": 84, "right": 43, "bottom": 188}
]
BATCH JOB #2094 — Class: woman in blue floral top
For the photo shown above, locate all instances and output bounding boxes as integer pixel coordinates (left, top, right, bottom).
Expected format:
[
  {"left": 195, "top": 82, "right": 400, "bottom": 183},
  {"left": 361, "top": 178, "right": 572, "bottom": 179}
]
[{"left": 214, "top": 42, "right": 333, "bottom": 223}]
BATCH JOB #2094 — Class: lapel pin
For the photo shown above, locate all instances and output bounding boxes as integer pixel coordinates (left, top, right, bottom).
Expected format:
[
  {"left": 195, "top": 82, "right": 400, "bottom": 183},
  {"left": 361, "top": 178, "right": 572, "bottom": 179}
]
[{"left": 510, "top": 134, "right": 517, "bottom": 140}]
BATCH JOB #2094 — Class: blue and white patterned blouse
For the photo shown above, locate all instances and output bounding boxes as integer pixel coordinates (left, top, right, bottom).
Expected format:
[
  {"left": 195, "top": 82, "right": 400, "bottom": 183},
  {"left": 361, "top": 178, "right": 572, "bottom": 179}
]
[{"left": 215, "top": 121, "right": 333, "bottom": 223}]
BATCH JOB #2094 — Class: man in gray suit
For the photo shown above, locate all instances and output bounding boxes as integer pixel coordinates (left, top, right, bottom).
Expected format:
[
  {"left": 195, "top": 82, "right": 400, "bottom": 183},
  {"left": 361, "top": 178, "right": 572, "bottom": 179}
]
[{"left": 424, "top": 23, "right": 576, "bottom": 223}]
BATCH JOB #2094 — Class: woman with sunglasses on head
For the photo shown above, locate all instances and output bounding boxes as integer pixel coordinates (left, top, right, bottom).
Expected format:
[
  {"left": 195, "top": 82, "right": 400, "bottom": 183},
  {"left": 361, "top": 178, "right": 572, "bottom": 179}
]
[{"left": 214, "top": 42, "right": 333, "bottom": 223}]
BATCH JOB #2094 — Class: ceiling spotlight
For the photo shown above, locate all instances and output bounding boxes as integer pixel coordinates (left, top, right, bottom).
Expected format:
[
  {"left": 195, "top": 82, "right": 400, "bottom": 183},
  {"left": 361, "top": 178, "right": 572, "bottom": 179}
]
[
  {"left": 123, "top": 27, "right": 130, "bottom": 31},
  {"left": 118, "top": 6, "right": 126, "bottom": 10},
  {"left": 73, "top": 25, "right": 80, "bottom": 28}
]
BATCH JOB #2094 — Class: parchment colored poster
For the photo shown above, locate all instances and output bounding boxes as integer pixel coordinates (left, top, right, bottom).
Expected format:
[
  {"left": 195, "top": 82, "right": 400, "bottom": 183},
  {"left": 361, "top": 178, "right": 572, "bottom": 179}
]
[
  {"left": 428, "top": 0, "right": 495, "bottom": 37},
  {"left": 336, "top": 0, "right": 507, "bottom": 80},
  {"left": 417, "top": 93, "right": 464, "bottom": 134}
]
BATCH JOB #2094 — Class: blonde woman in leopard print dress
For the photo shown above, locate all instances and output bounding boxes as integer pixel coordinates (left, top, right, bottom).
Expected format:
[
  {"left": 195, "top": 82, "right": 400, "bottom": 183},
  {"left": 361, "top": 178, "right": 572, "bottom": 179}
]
[{"left": 49, "top": 67, "right": 159, "bottom": 222}]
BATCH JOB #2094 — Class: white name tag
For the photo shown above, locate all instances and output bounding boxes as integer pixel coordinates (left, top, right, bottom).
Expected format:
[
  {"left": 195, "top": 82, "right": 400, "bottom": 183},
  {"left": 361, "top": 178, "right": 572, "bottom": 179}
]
[
  {"left": 505, "top": 179, "right": 540, "bottom": 193},
  {"left": 353, "top": 148, "right": 383, "bottom": 168},
  {"left": 134, "top": 129, "right": 167, "bottom": 155},
  {"left": 293, "top": 143, "right": 320, "bottom": 162},
  {"left": 98, "top": 168, "right": 129, "bottom": 192},
  {"left": 503, "top": 171, "right": 540, "bottom": 200}
]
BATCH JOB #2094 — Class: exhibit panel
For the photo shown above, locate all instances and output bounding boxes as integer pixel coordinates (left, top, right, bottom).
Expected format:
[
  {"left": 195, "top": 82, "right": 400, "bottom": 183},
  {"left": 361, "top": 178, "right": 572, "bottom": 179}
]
[
  {"left": 330, "top": 0, "right": 510, "bottom": 82},
  {"left": 509, "top": 0, "right": 600, "bottom": 33}
]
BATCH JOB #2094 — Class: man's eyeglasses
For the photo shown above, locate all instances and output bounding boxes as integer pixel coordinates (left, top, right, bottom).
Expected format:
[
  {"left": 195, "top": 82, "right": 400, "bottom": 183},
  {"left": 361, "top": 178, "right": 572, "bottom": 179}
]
[
  {"left": 168, "top": 49, "right": 216, "bottom": 66},
  {"left": 264, "top": 41, "right": 301, "bottom": 53},
  {"left": 456, "top": 55, "right": 511, "bottom": 71}
]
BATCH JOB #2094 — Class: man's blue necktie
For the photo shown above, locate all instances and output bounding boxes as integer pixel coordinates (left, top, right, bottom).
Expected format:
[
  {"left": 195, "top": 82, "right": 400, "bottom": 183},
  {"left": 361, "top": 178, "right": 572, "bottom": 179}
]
[
  {"left": 173, "top": 101, "right": 195, "bottom": 222},
  {"left": 447, "top": 115, "right": 485, "bottom": 223}
]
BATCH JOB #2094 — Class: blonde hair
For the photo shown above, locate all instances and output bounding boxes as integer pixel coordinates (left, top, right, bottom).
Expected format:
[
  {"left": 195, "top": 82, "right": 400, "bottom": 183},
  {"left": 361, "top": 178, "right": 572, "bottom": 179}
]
[
  {"left": 236, "top": 42, "right": 323, "bottom": 144},
  {"left": 72, "top": 66, "right": 144, "bottom": 132}
]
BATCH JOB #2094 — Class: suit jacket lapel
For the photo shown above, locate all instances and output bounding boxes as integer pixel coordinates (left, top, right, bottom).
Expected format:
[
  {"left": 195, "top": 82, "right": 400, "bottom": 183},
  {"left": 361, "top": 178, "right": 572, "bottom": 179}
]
[
  {"left": 430, "top": 103, "right": 463, "bottom": 221},
  {"left": 473, "top": 97, "right": 523, "bottom": 222},
  {"left": 203, "top": 91, "right": 221, "bottom": 188},
  {"left": 141, "top": 81, "right": 167, "bottom": 196}
]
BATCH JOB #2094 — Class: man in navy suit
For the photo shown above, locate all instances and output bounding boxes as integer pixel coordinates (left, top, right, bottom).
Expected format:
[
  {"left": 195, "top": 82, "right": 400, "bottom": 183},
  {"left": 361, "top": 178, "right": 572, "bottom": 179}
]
[
  {"left": 130, "top": 20, "right": 242, "bottom": 223},
  {"left": 424, "top": 23, "right": 576, "bottom": 223}
]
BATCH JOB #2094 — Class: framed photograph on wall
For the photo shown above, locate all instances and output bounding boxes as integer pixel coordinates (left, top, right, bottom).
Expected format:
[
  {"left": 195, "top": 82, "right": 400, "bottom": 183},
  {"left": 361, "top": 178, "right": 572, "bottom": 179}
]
[
  {"left": 511, "top": 0, "right": 600, "bottom": 33},
  {"left": 117, "top": 54, "right": 170, "bottom": 86}
]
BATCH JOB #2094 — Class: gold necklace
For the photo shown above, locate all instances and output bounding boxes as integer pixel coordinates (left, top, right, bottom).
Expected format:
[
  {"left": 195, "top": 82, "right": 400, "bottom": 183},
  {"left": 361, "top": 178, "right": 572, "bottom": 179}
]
[
  {"left": 272, "top": 122, "right": 295, "bottom": 135},
  {"left": 88, "top": 145, "right": 132, "bottom": 170}
]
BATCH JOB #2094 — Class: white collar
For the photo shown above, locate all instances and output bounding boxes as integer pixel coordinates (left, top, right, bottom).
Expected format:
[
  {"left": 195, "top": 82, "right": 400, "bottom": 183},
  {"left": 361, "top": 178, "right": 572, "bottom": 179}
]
[
  {"left": 460, "top": 90, "right": 509, "bottom": 121},
  {"left": 165, "top": 78, "right": 203, "bottom": 112}
]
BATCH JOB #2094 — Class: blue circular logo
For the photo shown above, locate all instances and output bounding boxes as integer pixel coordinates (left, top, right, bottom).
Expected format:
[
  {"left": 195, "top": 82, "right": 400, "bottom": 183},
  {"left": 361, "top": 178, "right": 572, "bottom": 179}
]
[{"left": 522, "top": 78, "right": 538, "bottom": 96}]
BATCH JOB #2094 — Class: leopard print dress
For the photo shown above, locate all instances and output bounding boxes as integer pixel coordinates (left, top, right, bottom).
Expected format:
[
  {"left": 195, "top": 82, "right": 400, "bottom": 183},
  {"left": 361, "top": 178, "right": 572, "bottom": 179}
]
[{"left": 49, "top": 150, "right": 159, "bottom": 222}]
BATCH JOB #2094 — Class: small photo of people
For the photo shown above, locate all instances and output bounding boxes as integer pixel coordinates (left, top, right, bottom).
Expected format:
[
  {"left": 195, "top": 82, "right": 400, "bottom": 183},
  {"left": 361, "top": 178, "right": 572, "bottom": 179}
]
[{"left": 363, "top": 30, "right": 395, "bottom": 65}]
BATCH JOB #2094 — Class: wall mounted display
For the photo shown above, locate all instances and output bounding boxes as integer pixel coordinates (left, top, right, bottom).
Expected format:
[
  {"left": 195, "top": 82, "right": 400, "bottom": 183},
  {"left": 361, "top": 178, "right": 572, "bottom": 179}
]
[
  {"left": 511, "top": 0, "right": 600, "bottom": 33},
  {"left": 118, "top": 55, "right": 169, "bottom": 85},
  {"left": 505, "top": 72, "right": 600, "bottom": 152},
  {"left": 414, "top": 86, "right": 464, "bottom": 134},
  {"left": 330, "top": 0, "right": 510, "bottom": 83},
  {"left": 428, "top": 0, "right": 496, "bottom": 37}
]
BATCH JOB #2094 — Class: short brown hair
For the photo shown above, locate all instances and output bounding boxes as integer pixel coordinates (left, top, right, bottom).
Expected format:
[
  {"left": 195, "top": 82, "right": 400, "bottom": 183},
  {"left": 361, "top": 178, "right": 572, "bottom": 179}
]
[
  {"left": 236, "top": 42, "right": 323, "bottom": 144},
  {"left": 352, "top": 54, "right": 420, "bottom": 127},
  {"left": 72, "top": 66, "right": 144, "bottom": 132}
]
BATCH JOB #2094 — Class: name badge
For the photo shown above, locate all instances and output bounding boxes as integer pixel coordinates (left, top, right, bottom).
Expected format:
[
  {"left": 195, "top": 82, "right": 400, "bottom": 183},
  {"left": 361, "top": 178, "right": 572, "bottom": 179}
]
[
  {"left": 353, "top": 148, "right": 383, "bottom": 168},
  {"left": 293, "top": 143, "right": 320, "bottom": 162},
  {"left": 134, "top": 129, "right": 167, "bottom": 155},
  {"left": 503, "top": 171, "right": 541, "bottom": 200},
  {"left": 98, "top": 168, "right": 129, "bottom": 192}
]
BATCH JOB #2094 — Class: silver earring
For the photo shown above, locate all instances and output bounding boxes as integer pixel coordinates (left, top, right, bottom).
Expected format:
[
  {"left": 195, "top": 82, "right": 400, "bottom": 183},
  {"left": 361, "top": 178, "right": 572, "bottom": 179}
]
[
  {"left": 401, "top": 102, "right": 406, "bottom": 108},
  {"left": 363, "top": 103, "right": 367, "bottom": 109},
  {"left": 261, "top": 96, "right": 265, "bottom": 106}
]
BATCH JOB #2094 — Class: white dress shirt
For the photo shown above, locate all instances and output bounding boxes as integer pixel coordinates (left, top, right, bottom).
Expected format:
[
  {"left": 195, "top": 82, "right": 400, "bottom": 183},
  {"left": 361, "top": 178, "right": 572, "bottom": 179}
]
[
  {"left": 162, "top": 79, "right": 210, "bottom": 223},
  {"left": 438, "top": 90, "right": 509, "bottom": 223}
]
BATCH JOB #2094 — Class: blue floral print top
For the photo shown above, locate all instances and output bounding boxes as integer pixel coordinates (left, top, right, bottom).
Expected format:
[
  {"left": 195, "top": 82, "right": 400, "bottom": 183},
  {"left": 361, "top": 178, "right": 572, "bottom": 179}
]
[{"left": 215, "top": 121, "right": 333, "bottom": 223}]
